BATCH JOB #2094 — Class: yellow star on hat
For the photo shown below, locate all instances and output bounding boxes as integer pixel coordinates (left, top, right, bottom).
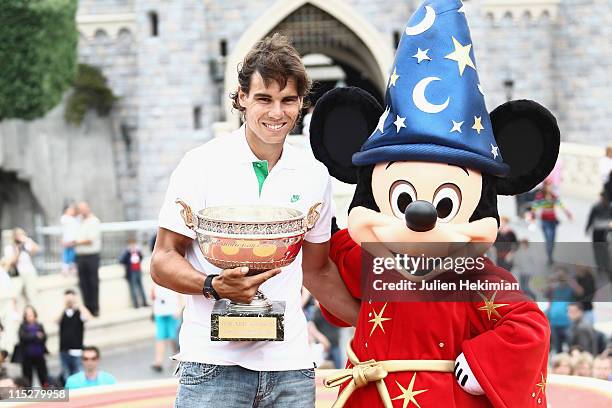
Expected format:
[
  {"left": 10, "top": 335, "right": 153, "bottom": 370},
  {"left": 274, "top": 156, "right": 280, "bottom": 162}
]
[
  {"left": 472, "top": 116, "right": 484, "bottom": 134},
  {"left": 389, "top": 67, "right": 400, "bottom": 88},
  {"left": 445, "top": 36, "right": 476, "bottom": 76}
]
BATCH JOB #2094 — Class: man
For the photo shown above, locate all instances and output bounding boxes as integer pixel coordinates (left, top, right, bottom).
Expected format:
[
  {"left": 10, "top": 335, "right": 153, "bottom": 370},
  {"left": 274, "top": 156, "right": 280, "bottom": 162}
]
[
  {"left": 586, "top": 192, "right": 612, "bottom": 281},
  {"left": 65, "top": 346, "right": 116, "bottom": 389},
  {"left": 57, "top": 289, "right": 92, "bottom": 384},
  {"left": 151, "top": 34, "right": 358, "bottom": 407},
  {"left": 567, "top": 302, "right": 597, "bottom": 355},
  {"left": 74, "top": 202, "right": 102, "bottom": 316}
]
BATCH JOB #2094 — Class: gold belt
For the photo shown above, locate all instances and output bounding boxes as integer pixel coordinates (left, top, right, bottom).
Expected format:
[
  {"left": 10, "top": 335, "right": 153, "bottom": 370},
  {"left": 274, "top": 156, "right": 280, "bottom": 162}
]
[{"left": 324, "top": 341, "right": 455, "bottom": 408}]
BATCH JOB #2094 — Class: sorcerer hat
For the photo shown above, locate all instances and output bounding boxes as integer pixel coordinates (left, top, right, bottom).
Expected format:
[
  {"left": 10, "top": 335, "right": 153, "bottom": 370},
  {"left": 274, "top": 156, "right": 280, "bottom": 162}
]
[{"left": 352, "top": 0, "right": 510, "bottom": 176}]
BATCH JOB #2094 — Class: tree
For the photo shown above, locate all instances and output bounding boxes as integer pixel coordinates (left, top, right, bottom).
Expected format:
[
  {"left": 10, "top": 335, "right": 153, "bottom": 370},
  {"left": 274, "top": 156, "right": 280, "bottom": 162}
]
[{"left": 0, "top": 0, "right": 78, "bottom": 121}]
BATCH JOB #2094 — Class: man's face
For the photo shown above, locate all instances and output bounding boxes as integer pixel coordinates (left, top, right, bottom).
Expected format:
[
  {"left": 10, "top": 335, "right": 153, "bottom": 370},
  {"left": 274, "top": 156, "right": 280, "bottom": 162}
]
[
  {"left": 78, "top": 202, "right": 90, "bottom": 217},
  {"left": 64, "top": 293, "right": 76, "bottom": 308},
  {"left": 567, "top": 305, "right": 582, "bottom": 321},
  {"left": 239, "top": 71, "right": 302, "bottom": 146},
  {"left": 82, "top": 350, "right": 99, "bottom": 371}
]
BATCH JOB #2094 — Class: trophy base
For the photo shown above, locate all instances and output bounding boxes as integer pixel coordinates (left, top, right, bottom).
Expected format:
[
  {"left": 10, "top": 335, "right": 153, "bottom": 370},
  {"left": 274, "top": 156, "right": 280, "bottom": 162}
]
[{"left": 211, "top": 299, "right": 285, "bottom": 341}]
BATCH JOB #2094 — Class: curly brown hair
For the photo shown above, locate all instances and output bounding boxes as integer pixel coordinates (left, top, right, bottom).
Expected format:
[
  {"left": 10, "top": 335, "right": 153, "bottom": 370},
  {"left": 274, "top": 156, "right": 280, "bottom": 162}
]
[{"left": 230, "top": 33, "right": 310, "bottom": 112}]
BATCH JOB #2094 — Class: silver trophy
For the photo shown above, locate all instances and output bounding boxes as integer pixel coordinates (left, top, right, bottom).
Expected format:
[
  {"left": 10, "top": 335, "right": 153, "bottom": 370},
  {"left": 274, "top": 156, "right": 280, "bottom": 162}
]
[{"left": 176, "top": 199, "right": 321, "bottom": 341}]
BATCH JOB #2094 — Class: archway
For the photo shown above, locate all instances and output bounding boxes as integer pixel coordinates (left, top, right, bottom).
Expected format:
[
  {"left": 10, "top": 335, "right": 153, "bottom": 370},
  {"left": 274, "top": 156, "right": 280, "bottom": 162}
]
[
  {"left": 0, "top": 170, "right": 45, "bottom": 236},
  {"left": 222, "top": 0, "right": 393, "bottom": 126}
]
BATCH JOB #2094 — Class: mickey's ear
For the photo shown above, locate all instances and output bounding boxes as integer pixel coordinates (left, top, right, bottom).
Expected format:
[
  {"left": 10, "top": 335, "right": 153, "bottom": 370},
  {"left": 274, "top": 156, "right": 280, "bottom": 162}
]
[
  {"left": 310, "top": 87, "right": 383, "bottom": 184},
  {"left": 491, "top": 100, "right": 560, "bottom": 196}
]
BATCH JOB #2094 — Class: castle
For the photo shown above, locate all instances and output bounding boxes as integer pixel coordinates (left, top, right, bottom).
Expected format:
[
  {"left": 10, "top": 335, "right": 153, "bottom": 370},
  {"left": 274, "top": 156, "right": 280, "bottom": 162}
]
[{"left": 1, "top": 0, "right": 610, "bottom": 232}]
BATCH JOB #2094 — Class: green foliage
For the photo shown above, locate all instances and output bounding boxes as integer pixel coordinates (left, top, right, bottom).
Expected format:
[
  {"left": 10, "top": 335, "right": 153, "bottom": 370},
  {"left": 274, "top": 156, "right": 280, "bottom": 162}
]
[
  {"left": 0, "top": 0, "right": 79, "bottom": 120},
  {"left": 64, "top": 64, "right": 117, "bottom": 125}
]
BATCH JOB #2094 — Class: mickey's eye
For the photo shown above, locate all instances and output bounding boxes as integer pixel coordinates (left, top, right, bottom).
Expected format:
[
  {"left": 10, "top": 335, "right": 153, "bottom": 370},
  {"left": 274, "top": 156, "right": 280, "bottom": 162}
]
[
  {"left": 389, "top": 181, "right": 417, "bottom": 219},
  {"left": 432, "top": 184, "right": 461, "bottom": 222}
]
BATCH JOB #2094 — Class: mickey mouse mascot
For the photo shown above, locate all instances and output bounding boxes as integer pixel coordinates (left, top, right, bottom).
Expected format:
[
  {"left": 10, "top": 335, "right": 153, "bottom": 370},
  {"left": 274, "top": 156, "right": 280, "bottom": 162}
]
[{"left": 309, "top": 0, "right": 557, "bottom": 407}]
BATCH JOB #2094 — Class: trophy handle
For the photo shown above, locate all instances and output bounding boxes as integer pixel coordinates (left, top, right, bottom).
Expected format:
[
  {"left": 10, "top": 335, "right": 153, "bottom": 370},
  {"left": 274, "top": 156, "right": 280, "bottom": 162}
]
[
  {"left": 175, "top": 199, "right": 196, "bottom": 231},
  {"left": 304, "top": 202, "right": 322, "bottom": 231}
]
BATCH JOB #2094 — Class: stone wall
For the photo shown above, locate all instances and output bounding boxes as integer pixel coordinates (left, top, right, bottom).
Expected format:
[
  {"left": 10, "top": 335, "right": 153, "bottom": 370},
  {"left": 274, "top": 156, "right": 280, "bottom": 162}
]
[{"left": 0, "top": 103, "right": 124, "bottom": 227}]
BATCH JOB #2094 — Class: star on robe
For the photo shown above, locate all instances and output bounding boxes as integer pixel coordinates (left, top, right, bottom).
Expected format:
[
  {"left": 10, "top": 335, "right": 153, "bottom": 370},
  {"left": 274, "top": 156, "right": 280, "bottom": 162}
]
[
  {"left": 450, "top": 120, "right": 464, "bottom": 133},
  {"left": 412, "top": 48, "right": 431, "bottom": 64},
  {"left": 491, "top": 144, "right": 499, "bottom": 159},
  {"left": 477, "top": 291, "right": 508, "bottom": 321},
  {"left": 394, "top": 115, "right": 407, "bottom": 132},
  {"left": 472, "top": 116, "right": 484, "bottom": 134},
  {"left": 536, "top": 373, "right": 547, "bottom": 395},
  {"left": 445, "top": 36, "right": 476, "bottom": 76},
  {"left": 392, "top": 373, "right": 428, "bottom": 408},
  {"left": 376, "top": 107, "right": 391, "bottom": 134},
  {"left": 389, "top": 68, "right": 400, "bottom": 87},
  {"left": 369, "top": 302, "right": 392, "bottom": 336}
]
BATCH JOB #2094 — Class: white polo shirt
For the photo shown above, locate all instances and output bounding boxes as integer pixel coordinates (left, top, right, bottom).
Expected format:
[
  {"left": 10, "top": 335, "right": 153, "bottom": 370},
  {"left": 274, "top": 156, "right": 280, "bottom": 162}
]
[{"left": 158, "top": 125, "right": 332, "bottom": 371}]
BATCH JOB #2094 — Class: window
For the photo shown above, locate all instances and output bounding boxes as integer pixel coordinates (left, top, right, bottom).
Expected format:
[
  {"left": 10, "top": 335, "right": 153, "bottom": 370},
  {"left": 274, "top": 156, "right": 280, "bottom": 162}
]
[
  {"left": 148, "top": 11, "right": 159, "bottom": 37},
  {"left": 193, "top": 106, "right": 202, "bottom": 130},
  {"left": 219, "top": 39, "right": 228, "bottom": 57}
]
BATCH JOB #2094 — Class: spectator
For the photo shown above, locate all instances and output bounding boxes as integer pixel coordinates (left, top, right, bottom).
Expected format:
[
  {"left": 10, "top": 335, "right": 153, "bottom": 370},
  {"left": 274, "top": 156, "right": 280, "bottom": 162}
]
[
  {"left": 74, "top": 202, "right": 102, "bottom": 316},
  {"left": 531, "top": 181, "right": 572, "bottom": 264},
  {"left": 0, "top": 348, "right": 7, "bottom": 380},
  {"left": 1, "top": 298, "right": 20, "bottom": 358},
  {"left": 592, "top": 354, "right": 611, "bottom": 381},
  {"left": 493, "top": 215, "right": 518, "bottom": 271},
  {"left": 605, "top": 170, "right": 612, "bottom": 202},
  {"left": 0, "top": 257, "right": 11, "bottom": 293},
  {"left": 551, "top": 352, "right": 572, "bottom": 375},
  {"left": 567, "top": 303, "right": 597, "bottom": 355},
  {"left": 599, "top": 145, "right": 612, "bottom": 184},
  {"left": 119, "top": 239, "right": 148, "bottom": 308},
  {"left": 312, "top": 302, "right": 342, "bottom": 369},
  {"left": 571, "top": 351, "right": 594, "bottom": 377},
  {"left": 302, "top": 106, "right": 314, "bottom": 137},
  {"left": 306, "top": 320, "right": 331, "bottom": 368},
  {"left": 546, "top": 266, "right": 579, "bottom": 353},
  {"left": 510, "top": 239, "right": 539, "bottom": 299},
  {"left": 57, "top": 289, "right": 92, "bottom": 384},
  {"left": 3, "top": 228, "right": 40, "bottom": 304},
  {"left": 18, "top": 305, "right": 48, "bottom": 387},
  {"left": 151, "top": 284, "right": 181, "bottom": 372},
  {"left": 65, "top": 346, "right": 116, "bottom": 389},
  {"left": 60, "top": 204, "right": 79, "bottom": 276},
  {"left": 585, "top": 192, "right": 611, "bottom": 282},
  {"left": 301, "top": 287, "right": 314, "bottom": 321},
  {"left": 574, "top": 265, "right": 596, "bottom": 325}
]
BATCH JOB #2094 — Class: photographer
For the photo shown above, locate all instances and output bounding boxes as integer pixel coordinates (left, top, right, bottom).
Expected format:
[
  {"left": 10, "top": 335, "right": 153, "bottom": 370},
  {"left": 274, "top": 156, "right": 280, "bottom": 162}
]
[{"left": 2, "top": 228, "right": 39, "bottom": 304}]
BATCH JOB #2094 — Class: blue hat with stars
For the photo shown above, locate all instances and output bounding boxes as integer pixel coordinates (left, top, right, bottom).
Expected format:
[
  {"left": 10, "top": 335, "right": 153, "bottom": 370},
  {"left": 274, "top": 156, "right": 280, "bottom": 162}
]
[{"left": 352, "top": 0, "right": 510, "bottom": 176}]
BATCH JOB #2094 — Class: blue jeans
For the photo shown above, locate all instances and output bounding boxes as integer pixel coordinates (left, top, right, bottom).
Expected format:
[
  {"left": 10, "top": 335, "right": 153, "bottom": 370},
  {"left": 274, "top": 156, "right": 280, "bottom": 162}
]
[
  {"left": 59, "top": 352, "right": 81, "bottom": 383},
  {"left": 541, "top": 220, "right": 558, "bottom": 262},
  {"left": 127, "top": 271, "right": 148, "bottom": 307},
  {"left": 175, "top": 362, "right": 315, "bottom": 408}
]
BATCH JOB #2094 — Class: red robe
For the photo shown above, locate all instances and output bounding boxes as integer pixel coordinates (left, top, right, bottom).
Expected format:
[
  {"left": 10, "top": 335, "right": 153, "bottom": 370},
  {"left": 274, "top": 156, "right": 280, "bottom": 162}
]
[{"left": 321, "top": 229, "right": 550, "bottom": 408}]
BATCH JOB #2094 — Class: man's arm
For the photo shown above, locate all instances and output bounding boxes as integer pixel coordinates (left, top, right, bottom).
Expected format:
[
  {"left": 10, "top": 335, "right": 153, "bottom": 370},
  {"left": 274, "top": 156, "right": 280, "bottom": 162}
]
[
  {"left": 150, "top": 227, "right": 280, "bottom": 301},
  {"left": 150, "top": 227, "right": 205, "bottom": 294},
  {"left": 302, "top": 240, "right": 359, "bottom": 326}
]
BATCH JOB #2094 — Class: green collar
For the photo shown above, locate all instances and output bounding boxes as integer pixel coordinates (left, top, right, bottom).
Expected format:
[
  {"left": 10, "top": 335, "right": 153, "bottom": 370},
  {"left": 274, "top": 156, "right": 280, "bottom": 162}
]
[{"left": 252, "top": 160, "right": 269, "bottom": 195}]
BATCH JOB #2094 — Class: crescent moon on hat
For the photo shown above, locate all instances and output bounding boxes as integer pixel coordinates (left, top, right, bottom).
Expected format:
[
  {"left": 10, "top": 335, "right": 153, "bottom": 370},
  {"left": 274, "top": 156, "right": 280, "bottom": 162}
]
[
  {"left": 405, "top": 6, "right": 436, "bottom": 36},
  {"left": 412, "top": 77, "right": 450, "bottom": 114}
]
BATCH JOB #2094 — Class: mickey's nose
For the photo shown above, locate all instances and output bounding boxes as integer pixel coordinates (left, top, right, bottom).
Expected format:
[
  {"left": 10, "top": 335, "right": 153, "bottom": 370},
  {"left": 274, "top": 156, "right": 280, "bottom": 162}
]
[{"left": 405, "top": 200, "right": 437, "bottom": 232}]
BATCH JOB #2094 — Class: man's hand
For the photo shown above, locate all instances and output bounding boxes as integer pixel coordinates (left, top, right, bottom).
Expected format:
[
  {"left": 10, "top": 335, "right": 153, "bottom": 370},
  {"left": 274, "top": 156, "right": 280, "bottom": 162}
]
[{"left": 212, "top": 267, "right": 281, "bottom": 303}]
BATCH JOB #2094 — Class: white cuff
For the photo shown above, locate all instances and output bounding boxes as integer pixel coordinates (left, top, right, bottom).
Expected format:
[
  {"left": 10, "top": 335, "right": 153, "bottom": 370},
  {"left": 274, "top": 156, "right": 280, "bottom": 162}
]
[{"left": 454, "top": 352, "right": 485, "bottom": 396}]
